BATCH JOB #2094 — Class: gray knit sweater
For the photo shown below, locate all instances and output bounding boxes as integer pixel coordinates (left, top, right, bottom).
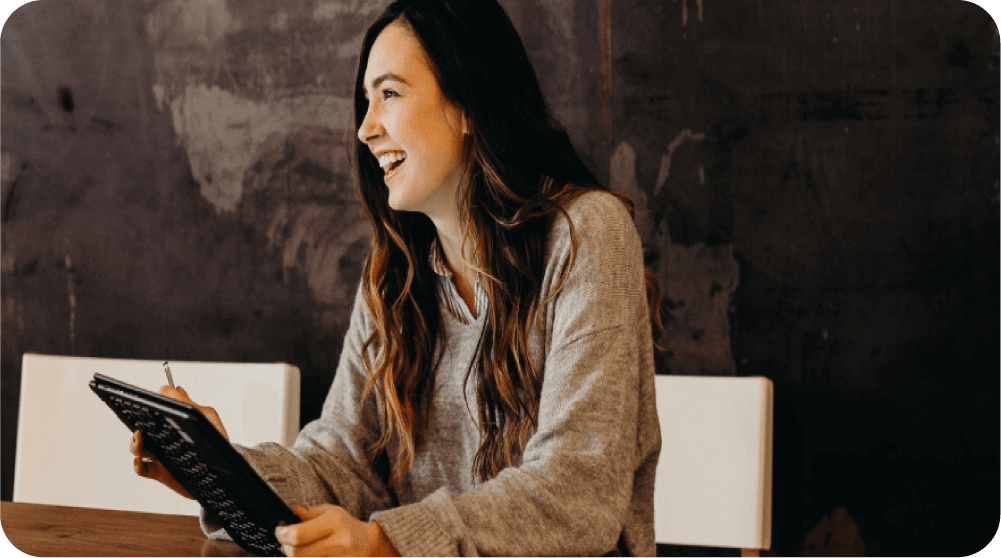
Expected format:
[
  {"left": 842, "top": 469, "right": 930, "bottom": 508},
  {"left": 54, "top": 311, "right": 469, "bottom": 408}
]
[{"left": 200, "top": 191, "right": 661, "bottom": 556}]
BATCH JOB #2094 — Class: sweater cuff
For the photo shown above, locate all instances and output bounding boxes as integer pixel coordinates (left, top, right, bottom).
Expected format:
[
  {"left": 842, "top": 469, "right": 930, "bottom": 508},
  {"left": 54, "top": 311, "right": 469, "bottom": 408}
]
[
  {"left": 370, "top": 488, "right": 471, "bottom": 557},
  {"left": 198, "top": 507, "right": 234, "bottom": 541}
]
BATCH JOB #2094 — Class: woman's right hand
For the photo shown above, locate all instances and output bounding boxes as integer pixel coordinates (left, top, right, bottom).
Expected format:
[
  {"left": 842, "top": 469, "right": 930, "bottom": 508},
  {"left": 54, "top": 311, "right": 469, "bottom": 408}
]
[{"left": 128, "top": 385, "right": 231, "bottom": 500}]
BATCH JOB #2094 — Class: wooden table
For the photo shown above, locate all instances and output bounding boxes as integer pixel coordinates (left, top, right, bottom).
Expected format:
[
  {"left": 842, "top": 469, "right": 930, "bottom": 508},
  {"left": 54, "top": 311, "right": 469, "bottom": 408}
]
[{"left": 1, "top": 501, "right": 251, "bottom": 556}]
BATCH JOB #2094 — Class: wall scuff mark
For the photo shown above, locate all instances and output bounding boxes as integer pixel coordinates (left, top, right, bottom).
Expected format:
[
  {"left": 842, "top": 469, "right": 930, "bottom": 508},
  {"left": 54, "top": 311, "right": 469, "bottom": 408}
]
[
  {"left": 654, "top": 129, "right": 706, "bottom": 198},
  {"left": 65, "top": 254, "right": 75, "bottom": 350},
  {"left": 681, "top": 0, "right": 704, "bottom": 26}
]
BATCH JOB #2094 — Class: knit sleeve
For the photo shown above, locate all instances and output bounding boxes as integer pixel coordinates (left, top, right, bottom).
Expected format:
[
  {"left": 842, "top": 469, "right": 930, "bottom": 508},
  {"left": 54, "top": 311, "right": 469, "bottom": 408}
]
[
  {"left": 200, "top": 283, "right": 397, "bottom": 539},
  {"left": 369, "top": 191, "right": 658, "bottom": 556}
]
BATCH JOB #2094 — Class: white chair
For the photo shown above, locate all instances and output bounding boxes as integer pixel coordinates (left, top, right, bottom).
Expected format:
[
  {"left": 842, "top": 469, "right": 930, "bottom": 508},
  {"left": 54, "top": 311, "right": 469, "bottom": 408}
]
[
  {"left": 654, "top": 374, "right": 773, "bottom": 557},
  {"left": 13, "top": 353, "right": 301, "bottom": 517}
]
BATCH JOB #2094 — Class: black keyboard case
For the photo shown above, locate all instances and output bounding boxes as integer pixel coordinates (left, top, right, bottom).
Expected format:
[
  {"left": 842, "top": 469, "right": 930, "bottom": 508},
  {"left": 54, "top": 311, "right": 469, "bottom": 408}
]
[{"left": 90, "top": 372, "right": 299, "bottom": 557}]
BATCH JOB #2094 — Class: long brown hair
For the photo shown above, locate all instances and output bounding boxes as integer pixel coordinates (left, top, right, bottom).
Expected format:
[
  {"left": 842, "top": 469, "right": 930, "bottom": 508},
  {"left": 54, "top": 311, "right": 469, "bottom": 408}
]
[{"left": 351, "top": 0, "right": 663, "bottom": 485}]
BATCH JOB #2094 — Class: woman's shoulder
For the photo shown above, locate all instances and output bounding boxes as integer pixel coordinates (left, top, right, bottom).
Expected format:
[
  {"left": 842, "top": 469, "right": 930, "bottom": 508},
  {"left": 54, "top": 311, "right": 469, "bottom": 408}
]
[
  {"left": 563, "top": 188, "right": 631, "bottom": 218},
  {"left": 544, "top": 188, "right": 643, "bottom": 280},
  {"left": 550, "top": 188, "right": 637, "bottom": 244}
]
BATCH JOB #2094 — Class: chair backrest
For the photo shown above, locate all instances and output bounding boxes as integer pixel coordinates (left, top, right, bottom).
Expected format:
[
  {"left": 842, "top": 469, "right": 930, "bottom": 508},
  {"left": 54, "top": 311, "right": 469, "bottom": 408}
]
[
  {"left": 653, "top": 374, "right": 773, "bottom": 553},
  {"left": 13, "top": 353, "right": 301, "bottom": 517}
]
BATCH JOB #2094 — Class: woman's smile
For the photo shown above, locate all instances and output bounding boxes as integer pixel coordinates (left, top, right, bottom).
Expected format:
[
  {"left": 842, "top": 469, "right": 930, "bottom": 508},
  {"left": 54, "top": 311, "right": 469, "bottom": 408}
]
[{"left": 377, "top": 151, "right": 408, "bottom": 183}]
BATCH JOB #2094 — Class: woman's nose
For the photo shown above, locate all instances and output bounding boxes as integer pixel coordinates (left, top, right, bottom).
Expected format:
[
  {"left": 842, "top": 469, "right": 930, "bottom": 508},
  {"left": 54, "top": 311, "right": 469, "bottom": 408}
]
[{"left": 357, "top": 104, "right": 382, "bottom": 145}]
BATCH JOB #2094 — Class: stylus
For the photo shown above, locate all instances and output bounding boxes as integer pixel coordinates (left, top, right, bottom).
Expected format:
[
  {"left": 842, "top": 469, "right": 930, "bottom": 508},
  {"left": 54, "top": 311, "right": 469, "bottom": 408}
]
[{"left": 163, "top": 361, "right": 175, "bottom": 389}]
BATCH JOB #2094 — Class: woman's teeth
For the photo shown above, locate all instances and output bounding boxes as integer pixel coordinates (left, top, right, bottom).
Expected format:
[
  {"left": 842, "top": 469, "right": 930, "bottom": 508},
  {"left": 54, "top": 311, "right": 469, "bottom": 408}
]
[{"left": 378, "top": 152, "right": 407, "bottom": 172}]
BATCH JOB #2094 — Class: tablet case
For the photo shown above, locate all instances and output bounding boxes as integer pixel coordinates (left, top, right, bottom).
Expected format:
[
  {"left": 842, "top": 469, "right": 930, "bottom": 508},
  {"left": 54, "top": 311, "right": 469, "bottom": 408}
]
[{"left": 89, "top": 373, "right": 299, "bottom": 557}]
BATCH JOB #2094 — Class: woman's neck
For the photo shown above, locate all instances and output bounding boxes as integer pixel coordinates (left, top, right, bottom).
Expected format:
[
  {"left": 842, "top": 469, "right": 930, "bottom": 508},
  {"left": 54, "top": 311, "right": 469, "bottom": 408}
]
[{"left": 428, "top": 208, "right": 480, "bottom": 312}]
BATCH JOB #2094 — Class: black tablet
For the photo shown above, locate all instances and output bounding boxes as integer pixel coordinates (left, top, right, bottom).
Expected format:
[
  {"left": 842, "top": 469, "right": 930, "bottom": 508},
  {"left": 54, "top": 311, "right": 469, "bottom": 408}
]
[{"left": 89, "top": 373, "right": 298, "bottom": 557}]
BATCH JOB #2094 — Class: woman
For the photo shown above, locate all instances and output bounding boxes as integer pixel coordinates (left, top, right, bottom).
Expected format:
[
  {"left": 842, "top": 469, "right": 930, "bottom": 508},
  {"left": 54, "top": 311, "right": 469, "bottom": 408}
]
[{"left": 131, "top": 0, "right": 663, "bottom": 555}]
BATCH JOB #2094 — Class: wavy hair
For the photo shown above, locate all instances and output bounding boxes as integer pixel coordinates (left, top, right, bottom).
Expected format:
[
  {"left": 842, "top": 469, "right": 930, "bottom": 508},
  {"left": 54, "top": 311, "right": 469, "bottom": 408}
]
[{"left": 351, "top": 0, "right": 663, "bottom": 485}]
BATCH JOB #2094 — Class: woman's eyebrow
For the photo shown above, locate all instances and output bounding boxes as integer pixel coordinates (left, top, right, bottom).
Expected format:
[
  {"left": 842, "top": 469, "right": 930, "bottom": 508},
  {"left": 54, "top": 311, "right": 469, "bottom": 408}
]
[{"left": 365, "top": 73, "right": 410, "bottom": 97}]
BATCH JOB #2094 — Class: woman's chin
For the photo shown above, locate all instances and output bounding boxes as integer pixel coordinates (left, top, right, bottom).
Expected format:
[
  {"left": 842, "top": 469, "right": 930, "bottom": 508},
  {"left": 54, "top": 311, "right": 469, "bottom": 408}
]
[
  {"left": 386, "top": 191, "right": 413, "bottom": 213},
  {"left": 387, "top": 194, "right": 432, "bottom": 216}
]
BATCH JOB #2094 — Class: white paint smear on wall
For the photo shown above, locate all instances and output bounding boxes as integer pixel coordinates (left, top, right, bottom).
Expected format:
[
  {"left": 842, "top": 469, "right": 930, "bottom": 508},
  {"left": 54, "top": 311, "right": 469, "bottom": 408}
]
[
  {"left": 163, "top": 85, "right": 352, "bottom": 213},
  {"left": 264, "top": 202, "right": 371, "bottom": 307},
  {"left": 144, "top": 0, "right": 356, "bottom": 213},
  {"left": 145, "top": 0, "right": 233, "bottom": 51},
  {"left": 655, "top": 130, "right": 706, "bottom": 197}
]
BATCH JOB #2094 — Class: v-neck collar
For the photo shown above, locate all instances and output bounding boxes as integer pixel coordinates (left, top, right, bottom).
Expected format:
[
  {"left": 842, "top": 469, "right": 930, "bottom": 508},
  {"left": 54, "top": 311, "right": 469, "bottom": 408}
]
[{"left": 429, "top": 237, "right": 487, "bottom": 325}]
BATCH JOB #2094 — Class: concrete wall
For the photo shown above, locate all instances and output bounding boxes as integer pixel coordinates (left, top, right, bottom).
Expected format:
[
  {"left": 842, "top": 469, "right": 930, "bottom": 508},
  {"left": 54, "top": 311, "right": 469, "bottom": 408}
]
[{"left": 2, "top": 0, "right": 997, "bottom": 555}]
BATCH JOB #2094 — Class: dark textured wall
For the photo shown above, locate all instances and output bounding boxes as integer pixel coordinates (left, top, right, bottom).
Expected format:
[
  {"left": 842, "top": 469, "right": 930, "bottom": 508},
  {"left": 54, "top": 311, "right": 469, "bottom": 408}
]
[
  {"left": 2, "top": 0, "right": 997, "bottom": 555},
  {"left": 609, "top": 1, "right": 999, "bottom": 555}
]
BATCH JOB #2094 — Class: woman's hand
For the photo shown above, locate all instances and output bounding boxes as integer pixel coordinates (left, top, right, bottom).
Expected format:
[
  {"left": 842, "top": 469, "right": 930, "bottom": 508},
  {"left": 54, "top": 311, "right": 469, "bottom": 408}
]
[
  {"left": 275, "top": 504, "right": 400, "bottom": 557},
  {"left": 128, "top": 385, "right": 230, "bottom": 499}
]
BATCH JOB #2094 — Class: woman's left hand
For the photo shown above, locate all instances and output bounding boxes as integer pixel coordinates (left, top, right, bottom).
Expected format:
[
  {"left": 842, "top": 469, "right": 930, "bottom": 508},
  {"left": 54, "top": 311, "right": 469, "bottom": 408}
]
[{"left": 275, "top": 504, "right": 400, "bottom": 557}]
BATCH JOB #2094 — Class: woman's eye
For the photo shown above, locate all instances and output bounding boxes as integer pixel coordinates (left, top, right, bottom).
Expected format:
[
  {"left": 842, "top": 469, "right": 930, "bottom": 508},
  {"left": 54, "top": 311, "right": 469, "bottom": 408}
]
[{"left": 382, "top": 89, "right": 399, "bottom": 100}]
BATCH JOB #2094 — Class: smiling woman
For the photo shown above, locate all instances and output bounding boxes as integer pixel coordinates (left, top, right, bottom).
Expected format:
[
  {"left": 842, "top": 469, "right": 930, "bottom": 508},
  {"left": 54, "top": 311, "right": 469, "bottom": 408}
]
[{"left": 131, "top": 0, "right": 665, "bottom": 555}]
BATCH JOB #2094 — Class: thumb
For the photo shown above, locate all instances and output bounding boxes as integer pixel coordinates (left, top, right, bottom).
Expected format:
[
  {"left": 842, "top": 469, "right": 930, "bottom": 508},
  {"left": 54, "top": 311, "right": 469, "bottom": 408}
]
[
  {"left": 171, "top": 387, "right": 201, "bottom": 411},
  {"left": 173, "top": 382, "right": 192, "bottom": 400},
  {"left": 293, "top": 504, "right": 327, "bottom": 521},
  {"left": 175, "top": 386, "right": 193, "bottom": 402},
  {"left": 158, "top": 385, "right": 191, "bottom": 404}
]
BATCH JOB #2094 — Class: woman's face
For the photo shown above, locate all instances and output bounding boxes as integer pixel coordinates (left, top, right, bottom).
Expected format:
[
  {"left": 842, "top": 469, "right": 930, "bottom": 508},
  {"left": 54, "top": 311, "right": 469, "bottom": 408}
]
[{"left": 357, "top": 22, "right": 466, "bottom": 216}]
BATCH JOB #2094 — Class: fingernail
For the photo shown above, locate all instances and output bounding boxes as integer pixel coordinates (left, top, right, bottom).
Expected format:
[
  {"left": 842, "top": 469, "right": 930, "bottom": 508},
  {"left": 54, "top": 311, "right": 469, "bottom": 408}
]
[{"left": 275, "top": 526, "right": 287, "bottom": 538}]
